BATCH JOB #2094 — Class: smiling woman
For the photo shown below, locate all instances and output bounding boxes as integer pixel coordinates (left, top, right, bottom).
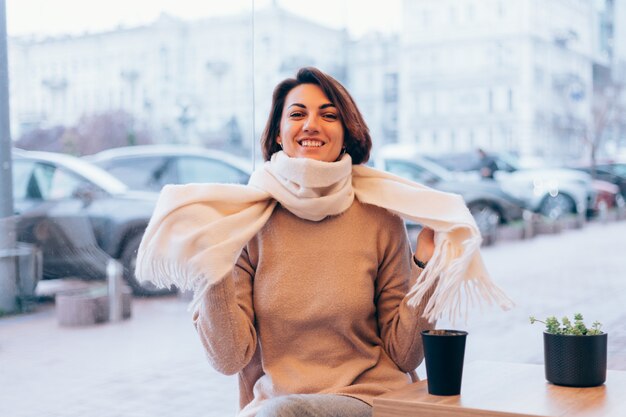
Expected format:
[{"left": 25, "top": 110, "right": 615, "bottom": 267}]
[
  {"left": 261, "top": 67, "right": 372, "bottom": 165},
  {"left": 135, "top": 66, "right": 510, "bottom": 417},
  {"left": 277, "top": 85, "right": 345, "bottom": 162}
]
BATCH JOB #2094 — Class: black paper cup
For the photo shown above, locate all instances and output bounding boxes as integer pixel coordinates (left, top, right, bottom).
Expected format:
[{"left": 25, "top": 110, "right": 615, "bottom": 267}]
[{"left": 421, "top": 329, "right": 468, "bottom": 396}]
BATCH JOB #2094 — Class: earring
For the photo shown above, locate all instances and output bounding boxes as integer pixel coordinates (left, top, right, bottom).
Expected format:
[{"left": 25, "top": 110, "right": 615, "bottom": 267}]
[{"left": 278, "top": 142, "right": 283, "bottom": 150}]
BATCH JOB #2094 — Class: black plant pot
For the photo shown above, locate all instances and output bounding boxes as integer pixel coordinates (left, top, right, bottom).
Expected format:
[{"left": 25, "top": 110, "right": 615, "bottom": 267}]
[{"left": 543, "top": 332, "right": 607, "bottom": 387}]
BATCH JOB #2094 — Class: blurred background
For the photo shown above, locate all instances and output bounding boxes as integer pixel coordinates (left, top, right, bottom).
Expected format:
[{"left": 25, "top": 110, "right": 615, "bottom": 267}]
[
  {"left": 7, "top": 0, "right": 625, "bottom": 162},
  {"left": 3, "top": 0, "right": 626, "bottom": 300},
  {"left": 1, "top": 1, "right": 626, "bottom": 415}
]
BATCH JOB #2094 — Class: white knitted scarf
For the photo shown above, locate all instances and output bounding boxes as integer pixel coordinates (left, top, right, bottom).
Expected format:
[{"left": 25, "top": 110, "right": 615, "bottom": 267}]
[{"left": 135, "top": 151, "right": 512, "bottom": 322}]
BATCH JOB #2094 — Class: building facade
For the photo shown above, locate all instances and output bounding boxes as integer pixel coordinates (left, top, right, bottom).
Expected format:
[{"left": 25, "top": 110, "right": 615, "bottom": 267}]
[
  {"left": 398, "top": 0, "right": 598, "bottom": 161},
  {"left": 346, "top": 33, "right": 400, "bottom": 148},
  {"left": 8, "top": 5, "right": 348, "bottom": 154},
  {"left": 8, "top": 1, "right": 624, "bottom": 161}
]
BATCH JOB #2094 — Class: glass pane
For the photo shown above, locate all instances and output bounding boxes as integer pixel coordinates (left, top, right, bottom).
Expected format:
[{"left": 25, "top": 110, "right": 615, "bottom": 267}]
[
  {"left": 11, "top": 160, "right": 36, "bottom": 200},
  {"left": 38, "top": 164, "right": 86, "bottom": 200},
  {"left": 385, "top": 159, "right": 430, "bottom": 183},
  {"left": 175, "top": 157, "right": 250, "bottom": 184},
  {"left": 105, "top": 156, "right": 171, "bottom": 191},
  {"left": 2, "top": 1, "right": 626, "bottom": 417}
]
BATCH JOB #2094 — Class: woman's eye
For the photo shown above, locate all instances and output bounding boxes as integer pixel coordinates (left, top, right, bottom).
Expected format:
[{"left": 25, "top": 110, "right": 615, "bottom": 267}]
[
  {"left": 289, "top": 111, "right": 305, "bottom": 118},
  {"left": 323, "top": 113, "right": 338, "bottom": 120}
]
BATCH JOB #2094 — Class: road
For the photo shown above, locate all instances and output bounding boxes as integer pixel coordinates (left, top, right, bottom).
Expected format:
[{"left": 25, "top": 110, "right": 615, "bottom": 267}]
[{"left": 1, "top": 220, "right": 625, "bottom": 417}]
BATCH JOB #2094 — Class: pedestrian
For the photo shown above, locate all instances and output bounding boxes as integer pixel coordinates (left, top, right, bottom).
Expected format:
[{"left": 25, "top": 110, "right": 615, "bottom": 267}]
[
  {"left": 135, "top": 67, "right": 510, "bottom": 417},
  {"left": 478, "top": 148, "right": 498, "bottom": 179}
]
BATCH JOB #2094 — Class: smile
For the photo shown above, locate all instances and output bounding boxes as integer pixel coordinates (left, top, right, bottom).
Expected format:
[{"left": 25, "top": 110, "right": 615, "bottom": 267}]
[{"left": 298, "top": 139, "right": 325, "bottom": 147}]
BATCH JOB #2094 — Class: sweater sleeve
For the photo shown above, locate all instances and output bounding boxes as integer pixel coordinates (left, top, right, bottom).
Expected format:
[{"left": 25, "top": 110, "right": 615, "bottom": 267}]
[
  {"left": 192, "top": 246, "right": 257, "bottom": 376},
  {"left": 375, "top": 219, "right": 436, "bottom": 373}
]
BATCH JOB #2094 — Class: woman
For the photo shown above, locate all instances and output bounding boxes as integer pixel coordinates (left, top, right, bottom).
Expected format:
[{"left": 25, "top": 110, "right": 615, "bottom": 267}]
[{"left": 136, "top": 67, "right": 508, "bottom": 417}]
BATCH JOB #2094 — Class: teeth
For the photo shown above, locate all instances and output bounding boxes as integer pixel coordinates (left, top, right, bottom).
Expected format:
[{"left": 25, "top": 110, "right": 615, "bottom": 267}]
[{"left": 300, "top": 140, "right": 323, "bottom": 147}]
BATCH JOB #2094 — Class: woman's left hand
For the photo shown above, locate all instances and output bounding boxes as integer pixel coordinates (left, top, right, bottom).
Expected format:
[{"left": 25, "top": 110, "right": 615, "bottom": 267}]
[{"left": 415, "top": 227, "right": 435, "bottom": 265}]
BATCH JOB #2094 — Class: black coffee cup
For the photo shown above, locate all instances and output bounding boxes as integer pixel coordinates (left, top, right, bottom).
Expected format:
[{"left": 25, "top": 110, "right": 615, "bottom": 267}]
[{"left": 421, "top": 329, "right": 468, "bottom": 396}]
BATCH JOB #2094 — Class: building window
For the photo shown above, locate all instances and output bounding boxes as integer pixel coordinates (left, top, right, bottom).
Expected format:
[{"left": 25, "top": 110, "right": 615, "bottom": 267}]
[
  {"left": 384, "top": 73, "right": 398, "bottom": 102},
  {"left": 466, "top": 3, "right": 475, "bottom": 21},
  {"left": 508, "top": 88, "right": 513, "bottom": 111},
  {"left": 423, "top": 10, "right": 431, "bottom": 26},
  {"left": 497, "top": 0, "right": 505, "bottom": 17},
  {"left": 449, "top": 6, "right": 457, "bottom": 23},
  {"left": 534, "top": 66, "right": 544, "bottom": 86}
]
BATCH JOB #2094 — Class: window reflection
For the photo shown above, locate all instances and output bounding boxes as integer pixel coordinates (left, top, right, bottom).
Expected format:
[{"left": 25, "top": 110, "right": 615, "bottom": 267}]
[
  {"left": 176, "top": 157, "right": 249, "bottom": 185},
  {"left": 1, "top": 3, "right": 625, "bottom": 417}
]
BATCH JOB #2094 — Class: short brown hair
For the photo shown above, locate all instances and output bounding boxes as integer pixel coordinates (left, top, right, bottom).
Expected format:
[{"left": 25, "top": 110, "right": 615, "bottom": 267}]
[{"left": 260, "top": 67, "right": 372, "bottom": 164}]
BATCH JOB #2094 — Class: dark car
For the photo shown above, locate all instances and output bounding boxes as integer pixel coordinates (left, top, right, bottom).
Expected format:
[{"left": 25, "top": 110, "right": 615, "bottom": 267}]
[
  {"left": 424, "top": 151, "right": 595, "bottom": 220},
  {"left": 85, "top": 145, "right": 252, "bottom": 191},
  {"left": 570, "top": 161, "right": 626, "bottom": 200},
  {"left": 373, "top": 149, "right": 527, "bottom": 238},
  {"left": 11, "top": 149, "right": 170, "bottom": 296}
]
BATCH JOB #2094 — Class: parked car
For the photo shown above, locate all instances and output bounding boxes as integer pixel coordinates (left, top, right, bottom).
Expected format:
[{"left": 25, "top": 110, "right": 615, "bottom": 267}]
[
  {"left": 373, "top": 146, "right": 527, "bottom": 237},
  {"left": 569, "top": 160, "right": 626, "bottom": 200},
  {"left": 85, "top": 145, "right": 252, "bottom": 191},
  {"left": 425, "top": 151, "right": 595, "bottom": 220},
  {"left": 11, "top": 148, "right": 170, "bottom": 296}
]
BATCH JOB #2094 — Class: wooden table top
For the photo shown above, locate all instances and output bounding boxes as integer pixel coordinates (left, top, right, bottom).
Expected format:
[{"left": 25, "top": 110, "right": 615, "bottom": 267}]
[{"left": 373, "top": 361, "right": 626, "bottom": 417}]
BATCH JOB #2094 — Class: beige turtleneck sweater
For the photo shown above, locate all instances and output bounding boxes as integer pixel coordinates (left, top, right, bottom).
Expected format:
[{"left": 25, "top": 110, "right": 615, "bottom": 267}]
[{"left": 193, "top": 199, "right": 435, "bottom": 416}]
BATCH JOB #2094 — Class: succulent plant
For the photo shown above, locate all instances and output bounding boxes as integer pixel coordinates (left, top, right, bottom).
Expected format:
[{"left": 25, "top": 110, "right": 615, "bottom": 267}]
[{"left": 529, "top": 313, "right": 603, "bottom": 335}]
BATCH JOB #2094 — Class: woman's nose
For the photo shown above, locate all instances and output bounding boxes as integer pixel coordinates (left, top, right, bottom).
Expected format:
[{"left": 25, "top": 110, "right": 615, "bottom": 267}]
[{"left": 303, "top": 115, "right": 319, "bottom": 132}]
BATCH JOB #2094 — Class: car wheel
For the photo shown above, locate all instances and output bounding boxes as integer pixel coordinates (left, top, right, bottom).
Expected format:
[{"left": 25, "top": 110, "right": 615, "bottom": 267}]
[
  {"left": 120, "top": 233, "right": 177, "bottom": 296},
  {"left": 468, "top": 202, "right": 501, "bottom": 239},
  {"left": 539, "top": 193, "right": 576, "bottom": 220}
]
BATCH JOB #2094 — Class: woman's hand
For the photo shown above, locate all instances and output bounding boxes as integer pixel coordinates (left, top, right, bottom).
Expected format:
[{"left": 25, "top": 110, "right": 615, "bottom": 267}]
[{"left": 415, "top": 227, "right": 435, "bottom": 265}]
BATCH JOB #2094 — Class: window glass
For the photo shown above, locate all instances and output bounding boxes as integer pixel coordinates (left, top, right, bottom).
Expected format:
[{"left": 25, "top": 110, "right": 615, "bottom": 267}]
[
  {"left": 606, "top": 164, "right": 626, "bottom": 177},
  {"left": 385, "top": 159, "right": 439, "bottom": 183},
  {"left": 12, "top": 160, "right": 37, "bottom": 200},
  {"left": 2, "top": 2, "right": 626, "bottom": 414},
  {"left": 33, "top": 163, "right": 89, "bottom": 200},
  {"left": 106, "top": 156, "right": 171, "bottom": 191},
  {"left": 175, "top": 157, "right": 250, "bottom": 184}
]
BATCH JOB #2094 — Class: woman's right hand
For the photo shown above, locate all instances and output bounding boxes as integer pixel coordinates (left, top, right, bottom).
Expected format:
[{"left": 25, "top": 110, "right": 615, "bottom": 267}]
[{"left": 415, "top": 227, "right": 435, "bottom": 266}]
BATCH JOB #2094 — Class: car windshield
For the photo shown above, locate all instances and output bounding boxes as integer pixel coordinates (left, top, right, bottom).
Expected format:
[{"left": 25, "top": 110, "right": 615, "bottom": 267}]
[
  {"left": 610, "top": 163, "right": 626, "bottom": 177},
  {"left": 44, "top": 153, "right": 128, "bottom": 194},
  {"left": 425, "top": 153, "right": 482, "bottom": 172},
  {"left": 495, "top": 153, "right": 521, "bottom": 170}
]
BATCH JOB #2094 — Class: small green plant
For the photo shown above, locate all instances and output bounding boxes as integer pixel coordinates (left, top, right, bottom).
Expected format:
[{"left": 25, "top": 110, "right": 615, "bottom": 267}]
[{"left": 529, "top": 313, "right": 603, "bottom": 335}]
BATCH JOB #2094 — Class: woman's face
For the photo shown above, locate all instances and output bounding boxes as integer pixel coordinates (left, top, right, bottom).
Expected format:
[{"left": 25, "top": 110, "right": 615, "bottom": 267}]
[{"left": 277, "top": 83, "right": 345, "bottom": 162}]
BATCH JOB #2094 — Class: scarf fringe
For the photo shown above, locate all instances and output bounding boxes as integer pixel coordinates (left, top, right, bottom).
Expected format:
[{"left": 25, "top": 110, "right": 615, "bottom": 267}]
[
  {"left": 135, "top": 247, "right": 225, "bottom": 312},
  {"left": 407, "top": 233, "right": 514, "bottom": 323},
  {"left": 136, "top": 251, "right": 199, "bottom": 292}
]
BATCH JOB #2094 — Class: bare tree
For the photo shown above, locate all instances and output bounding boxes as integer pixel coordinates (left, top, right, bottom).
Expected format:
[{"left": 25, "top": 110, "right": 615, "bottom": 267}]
[
  {"left": 15, "top": 110, "right": 154, "bottom": 156},
  {"left": 69, "top": 110, "right": 153, "bottom": 156},
  {"left": 14, "top": 125, "right": 65, "bottom": 152},
  {"left": 586, "top": 79, "right": 625, "bottom": 172}
]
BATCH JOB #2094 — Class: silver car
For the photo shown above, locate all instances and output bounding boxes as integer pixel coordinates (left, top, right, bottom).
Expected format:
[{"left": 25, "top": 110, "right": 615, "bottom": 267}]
[
  {"left": 426, "top": 151, "right": 595, "bottom": 220},
  {"left": 85, "top": 145, "right": 252, "bottom": 192},
  {"left": 373, "top": 147, "right": 527, "bottom": 238}
]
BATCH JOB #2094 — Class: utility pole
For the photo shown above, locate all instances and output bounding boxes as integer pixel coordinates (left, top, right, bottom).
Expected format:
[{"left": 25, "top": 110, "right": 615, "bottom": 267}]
[{"left": 0, "top": 0, "right": 18, "bottom": 313}]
